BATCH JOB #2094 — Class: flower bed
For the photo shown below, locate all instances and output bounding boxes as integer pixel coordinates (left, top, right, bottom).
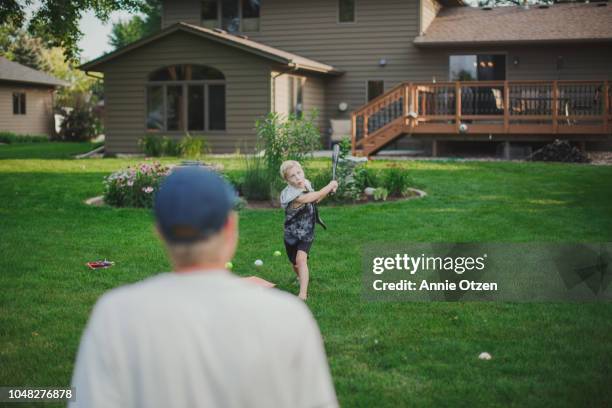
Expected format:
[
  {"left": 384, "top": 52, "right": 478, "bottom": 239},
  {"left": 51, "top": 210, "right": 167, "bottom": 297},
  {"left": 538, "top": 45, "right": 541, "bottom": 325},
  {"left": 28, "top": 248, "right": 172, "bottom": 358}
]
[{"left": 103, "top": 162, "right": 170, "bottom": 208}]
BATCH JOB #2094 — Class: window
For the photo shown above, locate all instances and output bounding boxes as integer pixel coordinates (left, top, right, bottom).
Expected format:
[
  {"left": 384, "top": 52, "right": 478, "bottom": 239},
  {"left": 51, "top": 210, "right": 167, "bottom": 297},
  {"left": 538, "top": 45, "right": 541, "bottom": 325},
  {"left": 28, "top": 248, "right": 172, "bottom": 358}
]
[
  {"left": 449, "top": 54, "right": 506, "bottom": 81},
  {"left": 242, "top": 0, "right": 261, "bottom": 32},
  {"left": 201, "top": 0, "right": 218, "bottom": 29},
  {"left": 201, "top": 0, "right": 260, "bottom": 32},
  {"left": 367, "top": 80, "right": 384, "bottom": 102},
  {"left": 12, "top": 92, "right": 26, "bottom": 115},
  {"left": 339, "top": 0, "right": 355, "bottom": 23},
  {"left": 208, "top": 84, "right": 226, "bottom": 130},
  {"left": 146, "top": 64, "right": 226, "bottom": 132},
  {"left": 288, "top": 76, "right": 304, "bottom": 118}
]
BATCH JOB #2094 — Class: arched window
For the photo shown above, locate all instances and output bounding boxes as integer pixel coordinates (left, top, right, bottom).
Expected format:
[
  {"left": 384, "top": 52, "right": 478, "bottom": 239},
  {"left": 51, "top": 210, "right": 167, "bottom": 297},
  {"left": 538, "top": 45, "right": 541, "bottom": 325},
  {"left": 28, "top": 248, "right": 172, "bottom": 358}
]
[{"left": 146, "top": 64, "right": 226, "bottom": 132}]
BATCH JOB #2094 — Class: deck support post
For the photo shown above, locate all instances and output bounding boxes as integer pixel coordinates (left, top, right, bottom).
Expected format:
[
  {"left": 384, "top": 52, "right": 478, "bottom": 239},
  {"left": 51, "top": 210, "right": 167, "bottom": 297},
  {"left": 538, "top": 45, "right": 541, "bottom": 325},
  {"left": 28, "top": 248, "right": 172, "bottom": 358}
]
[
  {"left": 432, "top": 140, "right": 439, "bottom": 157},
  {"left": 503, "top": 141, "right": 511, "bottom": 160}
]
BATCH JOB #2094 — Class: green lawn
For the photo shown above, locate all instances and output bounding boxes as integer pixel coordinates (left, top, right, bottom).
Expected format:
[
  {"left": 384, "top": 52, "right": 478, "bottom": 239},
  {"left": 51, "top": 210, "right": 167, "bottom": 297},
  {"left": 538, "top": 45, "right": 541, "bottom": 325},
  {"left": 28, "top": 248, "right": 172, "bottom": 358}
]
[{"left": 1, "top": 143, "right": 611, "bottom": 407}]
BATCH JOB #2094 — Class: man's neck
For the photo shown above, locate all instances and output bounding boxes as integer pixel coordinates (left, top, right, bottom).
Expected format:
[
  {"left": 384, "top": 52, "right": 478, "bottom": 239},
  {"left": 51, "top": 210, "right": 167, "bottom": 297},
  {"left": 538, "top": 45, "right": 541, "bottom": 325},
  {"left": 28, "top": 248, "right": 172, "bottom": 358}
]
[{"left": 175, "top": 263, "right": 228, "bottom": 274}]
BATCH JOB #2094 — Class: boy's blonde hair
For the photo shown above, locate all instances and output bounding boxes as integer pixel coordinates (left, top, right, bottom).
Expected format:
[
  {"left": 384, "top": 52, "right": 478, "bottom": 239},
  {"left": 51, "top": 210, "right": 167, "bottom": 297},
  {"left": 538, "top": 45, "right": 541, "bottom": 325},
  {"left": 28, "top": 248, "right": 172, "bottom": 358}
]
[{"left": 280, "top": 160, "right": 302, "bottom": 180}]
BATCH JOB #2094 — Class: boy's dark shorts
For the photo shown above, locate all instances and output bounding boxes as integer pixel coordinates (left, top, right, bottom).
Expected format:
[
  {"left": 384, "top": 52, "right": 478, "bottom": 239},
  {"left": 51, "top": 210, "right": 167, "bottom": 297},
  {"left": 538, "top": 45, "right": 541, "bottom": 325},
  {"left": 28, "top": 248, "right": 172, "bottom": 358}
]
[{"left": 284, "top": 239, "right": 313, "bottom": 265}]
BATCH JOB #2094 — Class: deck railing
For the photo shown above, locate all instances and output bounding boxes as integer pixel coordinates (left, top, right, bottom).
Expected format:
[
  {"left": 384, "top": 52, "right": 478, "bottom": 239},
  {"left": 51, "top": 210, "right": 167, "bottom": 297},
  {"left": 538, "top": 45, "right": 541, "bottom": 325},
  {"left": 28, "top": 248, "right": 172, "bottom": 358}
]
[{"left": 352, "top": 80, "right": 611, "bottom": 154}]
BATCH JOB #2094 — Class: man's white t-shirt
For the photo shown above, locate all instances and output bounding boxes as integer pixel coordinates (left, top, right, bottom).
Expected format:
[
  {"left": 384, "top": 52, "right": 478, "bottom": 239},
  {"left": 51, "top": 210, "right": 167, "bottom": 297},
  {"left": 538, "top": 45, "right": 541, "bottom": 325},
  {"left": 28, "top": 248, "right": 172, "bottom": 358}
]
[{"left": 69, "top": 270, "right": 338, "bottom": 408}]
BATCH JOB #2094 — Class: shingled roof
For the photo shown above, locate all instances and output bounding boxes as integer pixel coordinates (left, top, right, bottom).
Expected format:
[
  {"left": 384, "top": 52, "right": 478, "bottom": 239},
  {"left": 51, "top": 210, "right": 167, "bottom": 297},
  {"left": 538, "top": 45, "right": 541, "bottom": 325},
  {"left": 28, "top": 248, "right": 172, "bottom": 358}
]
[
  {"left": 414, "top": 2, "right": 612, "bottom": 47},
  {"left": 0, "top": 56, "right": 68, "bottom": 87},
  {"left": 81, "top": 22, "right": 342, "bottom": 75}
]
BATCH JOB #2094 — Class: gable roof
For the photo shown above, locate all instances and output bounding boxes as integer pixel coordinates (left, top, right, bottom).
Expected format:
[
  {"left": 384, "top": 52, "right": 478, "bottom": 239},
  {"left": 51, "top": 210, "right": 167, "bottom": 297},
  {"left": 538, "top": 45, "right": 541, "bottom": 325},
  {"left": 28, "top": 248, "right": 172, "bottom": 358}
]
[
  {"left": 0, "top": 56, "right": 68, "bottom": 87},
  {"left": 80, "top": 22, "right": 342, "bottom": 75},
  {"left": 414, "top": 2, "right": 612, "bottom": 47}
]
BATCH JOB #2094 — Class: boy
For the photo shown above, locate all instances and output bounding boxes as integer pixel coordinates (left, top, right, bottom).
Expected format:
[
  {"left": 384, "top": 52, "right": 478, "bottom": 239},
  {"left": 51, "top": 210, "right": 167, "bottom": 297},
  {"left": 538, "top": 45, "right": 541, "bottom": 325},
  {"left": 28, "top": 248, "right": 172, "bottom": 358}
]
[{"left": 280, "top": 160, "right": 338, "bottom": 300}]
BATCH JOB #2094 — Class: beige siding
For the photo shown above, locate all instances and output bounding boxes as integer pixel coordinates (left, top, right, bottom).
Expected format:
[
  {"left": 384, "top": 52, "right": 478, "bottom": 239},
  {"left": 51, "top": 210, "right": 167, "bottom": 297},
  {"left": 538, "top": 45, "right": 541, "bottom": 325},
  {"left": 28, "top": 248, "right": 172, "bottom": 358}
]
[
  {"left": 98, "top": 30, "right": 272, "bottom": 154},
  {"left": 161, "top": 0, "right": 612, "bottom": 113},
  {"left": 162, "top": 0, "right": 200, "bottom": 27},
  {"left": 159, "top": 0, "right": 421, "bottom": 124},
  {"left": 420, "top": 0, "right": 441, "bottom": 35},
  {"left": 272, "top": 72, "right": 326, "bottom": 130},
  {"left": 303, "top": 75, "right": 326, "bottom": 132},
  {"left": 0, "top": 84, "right": 54, "bottom": 136},
  {"left": 248, "top": 0, "right": 422, "bottom": 125},
  {"left": 272, "top": 72, "right": 291, "bottom": 117}
]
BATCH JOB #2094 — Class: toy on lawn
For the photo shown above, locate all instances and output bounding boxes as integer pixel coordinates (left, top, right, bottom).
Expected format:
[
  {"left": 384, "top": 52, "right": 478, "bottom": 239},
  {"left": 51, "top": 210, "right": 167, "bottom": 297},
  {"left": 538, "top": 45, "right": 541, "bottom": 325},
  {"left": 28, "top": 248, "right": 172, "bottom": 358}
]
[
  {"left": 254, "top": 259, "right": 264, "bottom": 267},
  {"left": 86, "top": 259, "right": 115, "bottom": 270}
]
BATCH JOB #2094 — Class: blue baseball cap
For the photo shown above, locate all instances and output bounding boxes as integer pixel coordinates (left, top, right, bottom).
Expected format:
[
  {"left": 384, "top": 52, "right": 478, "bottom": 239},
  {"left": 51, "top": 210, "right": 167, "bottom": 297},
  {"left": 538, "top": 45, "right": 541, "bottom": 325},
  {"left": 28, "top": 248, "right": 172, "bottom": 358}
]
[{"left": 154, "top": 166, "right": 238, "bottom": 243}]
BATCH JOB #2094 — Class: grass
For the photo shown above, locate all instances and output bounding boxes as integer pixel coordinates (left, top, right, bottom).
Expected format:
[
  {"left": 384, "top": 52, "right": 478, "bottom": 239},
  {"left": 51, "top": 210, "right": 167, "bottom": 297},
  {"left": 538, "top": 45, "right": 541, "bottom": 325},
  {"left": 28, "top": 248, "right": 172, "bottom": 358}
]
[{"left": 1, "top": 142, "right": 611, "bottom": 407}]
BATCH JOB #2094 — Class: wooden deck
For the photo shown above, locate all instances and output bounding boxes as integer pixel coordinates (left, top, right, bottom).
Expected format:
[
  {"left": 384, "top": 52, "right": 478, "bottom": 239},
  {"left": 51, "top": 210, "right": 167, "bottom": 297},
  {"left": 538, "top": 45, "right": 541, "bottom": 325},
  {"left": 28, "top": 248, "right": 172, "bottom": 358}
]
[{"left": 352, "top": 80, "right": 612, "bottom": 157}]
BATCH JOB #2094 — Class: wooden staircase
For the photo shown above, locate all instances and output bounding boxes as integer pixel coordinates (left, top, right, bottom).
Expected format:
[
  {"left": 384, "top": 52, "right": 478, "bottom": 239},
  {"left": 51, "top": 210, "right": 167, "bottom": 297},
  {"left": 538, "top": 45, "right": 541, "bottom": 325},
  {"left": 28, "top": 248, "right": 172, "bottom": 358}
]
[{"left": 351, "top": 82, "right": 415, "bottom": 157}]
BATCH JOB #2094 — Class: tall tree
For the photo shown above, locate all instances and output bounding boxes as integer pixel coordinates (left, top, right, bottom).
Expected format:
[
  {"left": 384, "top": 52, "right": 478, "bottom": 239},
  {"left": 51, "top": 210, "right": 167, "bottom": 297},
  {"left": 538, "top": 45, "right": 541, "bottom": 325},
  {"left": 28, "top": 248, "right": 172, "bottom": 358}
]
[
  {"left": 0, "top": 0, "right": 143, "bottom": 62},
  {"left": 0, "top": 24, "right": 49, "bottom": 71},
  {"left": 109, "top": 0, "right": 161, "bottom": 49}
]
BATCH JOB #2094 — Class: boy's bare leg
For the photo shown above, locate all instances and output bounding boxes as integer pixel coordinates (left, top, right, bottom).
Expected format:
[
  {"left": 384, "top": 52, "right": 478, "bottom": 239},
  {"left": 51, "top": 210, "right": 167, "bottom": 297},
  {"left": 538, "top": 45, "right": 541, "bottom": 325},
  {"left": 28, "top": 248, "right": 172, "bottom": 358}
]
[
  {"left": 295, "top": 250, "right": 309, "bottom": 300},
  {"left": 292, "top": 264, "right": 299, "bottom": 278}
]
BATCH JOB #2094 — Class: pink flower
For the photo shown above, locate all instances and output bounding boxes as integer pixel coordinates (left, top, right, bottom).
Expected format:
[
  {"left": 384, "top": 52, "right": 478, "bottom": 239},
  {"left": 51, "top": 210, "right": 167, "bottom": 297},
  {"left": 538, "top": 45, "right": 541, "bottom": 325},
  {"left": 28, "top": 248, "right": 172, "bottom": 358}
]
[
  {"left": 127, "top": 180, "right": 134, "bottom": 187},
  {"left": 143, "top": 186, "right": 154, "bottom": 194}
]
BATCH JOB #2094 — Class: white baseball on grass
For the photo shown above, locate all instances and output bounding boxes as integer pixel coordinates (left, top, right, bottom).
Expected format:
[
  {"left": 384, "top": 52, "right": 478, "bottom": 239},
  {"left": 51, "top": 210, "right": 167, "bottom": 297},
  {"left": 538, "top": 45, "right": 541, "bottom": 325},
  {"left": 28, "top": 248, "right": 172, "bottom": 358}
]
[
  {"left": 254, "top": 259, "right": 263, "bottom": 267},
  {"left": 478, "top": 352, "right": 492, "bottom": 360}
]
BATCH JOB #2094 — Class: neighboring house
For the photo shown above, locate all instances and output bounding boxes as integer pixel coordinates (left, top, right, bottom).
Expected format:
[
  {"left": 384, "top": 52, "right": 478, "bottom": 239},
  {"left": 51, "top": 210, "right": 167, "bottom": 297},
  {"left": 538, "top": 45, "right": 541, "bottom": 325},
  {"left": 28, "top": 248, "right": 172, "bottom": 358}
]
[
  {"left": 0, "top": 56, "right": 67, "bottom": 137},
  {"left": 79, "top": 0, "right": 612, "bottom": 155}
]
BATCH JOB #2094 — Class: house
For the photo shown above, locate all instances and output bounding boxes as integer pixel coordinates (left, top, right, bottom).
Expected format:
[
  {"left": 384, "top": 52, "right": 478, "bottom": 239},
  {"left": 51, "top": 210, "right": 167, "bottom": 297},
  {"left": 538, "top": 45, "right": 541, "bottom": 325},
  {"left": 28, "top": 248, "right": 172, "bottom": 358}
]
[
  {"left": 79, "top": 0, "right": 612, "bottom": 156},
  {"left": 0, "top": 56, "right": 67, "bottom": 138}
]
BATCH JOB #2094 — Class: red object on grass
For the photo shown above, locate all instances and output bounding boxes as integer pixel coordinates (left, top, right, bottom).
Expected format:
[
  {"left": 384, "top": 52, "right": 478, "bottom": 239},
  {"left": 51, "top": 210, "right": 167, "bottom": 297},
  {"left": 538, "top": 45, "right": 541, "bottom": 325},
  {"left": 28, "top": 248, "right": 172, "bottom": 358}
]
[{"left": 86, "top": 260, "right": 115, "bottom": 270}]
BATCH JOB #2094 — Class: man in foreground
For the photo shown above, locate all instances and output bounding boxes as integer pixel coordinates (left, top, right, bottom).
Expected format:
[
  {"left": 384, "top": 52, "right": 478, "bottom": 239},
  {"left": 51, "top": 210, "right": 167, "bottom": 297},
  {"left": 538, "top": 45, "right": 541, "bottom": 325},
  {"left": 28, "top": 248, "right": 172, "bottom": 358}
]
[{"left": 70, "top": 166, "right": 338, "bottom": 408}]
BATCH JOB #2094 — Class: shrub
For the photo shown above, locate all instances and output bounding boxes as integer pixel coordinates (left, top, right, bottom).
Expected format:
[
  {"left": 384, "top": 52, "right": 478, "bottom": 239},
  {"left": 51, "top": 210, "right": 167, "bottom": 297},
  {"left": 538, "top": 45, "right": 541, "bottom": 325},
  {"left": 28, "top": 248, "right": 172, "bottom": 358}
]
[
  {"left": 56, "top": 102, "right": 100, "bottom": 141},
  {"left": 222, "top": 171, "right": 245, "bottom": 196},
  {"left": 354, "top": 166, "right": 380, "bottom": 192},
  {"left": 139, "top": 134, "right": 164, "bottom": 157},
  {"left": 242, "top": 153, "right": 271, "bottom": 201},
  {"left": 162, "top": 137, "right": 181, "bottom": 156},
  {"left": 382, "top": 165, "right": 413, "bottom": 197},
  {"left": 328, "top": 137, "right": 363, "bottom": 202},
  {"left": 179, "top": 134, "right": 209, "bottom": 159},
  {"left": 255, "top": 110, "right": 321, "bottom": 177},
  {"left": 373, "top": 187, "right": 389, "bottom": 201},
  {"left": 103, "top": 162, "right": 170, "bottom": 208},
  {"left": 139, "top": 134, "right": 209, "bottom": 158},
  {"left": 0, "top": 132, "right": 48, "bottom": 144}
]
